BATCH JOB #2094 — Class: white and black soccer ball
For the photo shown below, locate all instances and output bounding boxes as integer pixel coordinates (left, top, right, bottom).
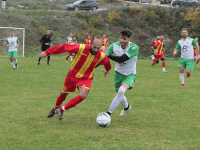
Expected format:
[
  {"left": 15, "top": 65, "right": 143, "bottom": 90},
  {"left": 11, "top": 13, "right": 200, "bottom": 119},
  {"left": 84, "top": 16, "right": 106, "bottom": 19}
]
[{"left": 96, "top": 112, "right": 111, "bottom": 127}]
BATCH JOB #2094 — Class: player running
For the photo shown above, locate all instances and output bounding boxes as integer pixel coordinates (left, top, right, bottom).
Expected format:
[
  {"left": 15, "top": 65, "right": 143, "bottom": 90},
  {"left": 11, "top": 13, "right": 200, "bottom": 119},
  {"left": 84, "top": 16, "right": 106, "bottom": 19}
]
[
  {"left": 102, "top": 34, "right": 109, "bottom": 50},
  {"left": 37, "top": 37, "right": 111, "bottom": 120},
  {"left": 5, "top": 30, "right": 20, "bottom": 70},
  {"left": 66, "top": 37, "right": 76, "bottom": 62},
  {"left": 173, "top": 28, "right": 199, "bottom": 87},
  {"left": 193, "top": 37, "right": 199, "bottom": 67},
  {"left": 84, "top": 34, "right": 92, "bottom": 44},
  {"left": 101, "top": 30, "right": 139, "bottom": 116},
  {"left": 151, "top": 35, "right": 167, "bottom": 73}
]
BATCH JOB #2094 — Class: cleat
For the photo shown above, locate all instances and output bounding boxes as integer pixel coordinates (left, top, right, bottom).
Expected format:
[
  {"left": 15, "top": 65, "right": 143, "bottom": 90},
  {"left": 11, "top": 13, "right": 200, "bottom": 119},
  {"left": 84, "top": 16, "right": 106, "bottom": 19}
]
[
  {"left": 47, "top": 64, "right": 50, "bottom": 66},
  {"left": 162, "top": 71, "right": 167, "bottom": 73},
  {"left": 37, "top": 61, "right": 40, "bottom": 65},
  {"left": 180, "top": 84, "right": 184, "bottom": 87},
  {"left": 55, "top": 108, "right": 63, "bottom": 120},
  {"left": 13, "top": 68, "right": 16, "bottom": 70},
  {"left": 120, "top": 105, "right": 131, "bottom": 116},
  {"left": 47, "top": 108, "right": 55, "bottom": 118}
]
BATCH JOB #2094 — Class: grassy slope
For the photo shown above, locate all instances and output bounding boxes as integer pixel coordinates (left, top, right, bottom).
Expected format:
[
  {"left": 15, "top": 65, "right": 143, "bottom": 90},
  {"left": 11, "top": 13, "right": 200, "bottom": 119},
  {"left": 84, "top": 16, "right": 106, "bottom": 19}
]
[{"left": 1, "top": 57, "right": 200, "bottom": 149}]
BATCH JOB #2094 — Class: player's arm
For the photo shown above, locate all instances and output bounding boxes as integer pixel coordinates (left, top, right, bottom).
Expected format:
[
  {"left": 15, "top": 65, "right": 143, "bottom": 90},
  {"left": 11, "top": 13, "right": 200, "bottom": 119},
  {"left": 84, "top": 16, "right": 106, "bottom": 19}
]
[
  {"left": 37, "top": 43, "right": 80, "bottom": 58},
  {"left": 16, "top": 38, "right": 20, "bottom": 48},
  {"left": 192, "top": 39, "right": 199, "bottom": 56},
  {"left": 4, "top": 38, "right": 10, "bottom": 47},
  {"left": 174, "top": 42, "right": 180, "bottom": 56},
  {"left": 97, "top": 54, "right": 111, "bottom": 77},
  {"left": 84, "top": 40, "right": 86, "bottom": 44},
  {"left": 66, "top": 37, "right": 69, "bottom": 43}
]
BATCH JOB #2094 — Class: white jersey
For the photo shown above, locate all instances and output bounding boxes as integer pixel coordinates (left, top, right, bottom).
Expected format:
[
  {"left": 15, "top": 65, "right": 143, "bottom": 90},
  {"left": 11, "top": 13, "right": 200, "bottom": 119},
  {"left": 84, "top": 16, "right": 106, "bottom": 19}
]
[
  {"left": 5, "top": 36, "right": 19, "bottom": 52},
  {"left": 106, "top": 41, "right": 139, "bottom": 76},
  {"left": 176, "top": 37, "right": 198, "bottom": 59}
]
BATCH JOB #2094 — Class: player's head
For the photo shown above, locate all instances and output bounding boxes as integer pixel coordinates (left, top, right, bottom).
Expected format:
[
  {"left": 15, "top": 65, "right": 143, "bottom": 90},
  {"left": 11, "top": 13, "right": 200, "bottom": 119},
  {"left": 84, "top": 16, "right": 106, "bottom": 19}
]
[
  {"left": 181, "top": 28, "right": 188, "bottom": 38},
  {"left": 90, "top": 37, "right": 102, "bottom": 55},
  {"left": 87, "top": 34, "right": 91, "bottom": 39},
  {"left": 10, "top": 30, "right": 14, "bottom": 37},
  {"left": 194, "top": 37, "right": 198, "bottom": 42},
  {"left": 120, "top": 30, "right": 132, "bottom": 49},
  {"left": 47, "top": 29, "right": 51, "bottom": 35},
  {"left": 72, "top": 37, "right": 75, "bottom": 41},
  {"left": 160, "top": 35, "right": 164, "bottom": 41},
  {"left": 70, "top": 33, "right": 73, "bottom": 37},
  {"left": 103, "top": 34, "right": 106, "bottom": 38}
]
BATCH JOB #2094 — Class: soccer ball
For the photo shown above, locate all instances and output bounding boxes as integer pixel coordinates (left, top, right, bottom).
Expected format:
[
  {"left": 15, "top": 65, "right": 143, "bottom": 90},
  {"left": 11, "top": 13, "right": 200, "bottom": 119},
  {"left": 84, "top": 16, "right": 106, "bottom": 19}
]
[{"left": 96, "top": 112, "right": 111, "bottom": 127}]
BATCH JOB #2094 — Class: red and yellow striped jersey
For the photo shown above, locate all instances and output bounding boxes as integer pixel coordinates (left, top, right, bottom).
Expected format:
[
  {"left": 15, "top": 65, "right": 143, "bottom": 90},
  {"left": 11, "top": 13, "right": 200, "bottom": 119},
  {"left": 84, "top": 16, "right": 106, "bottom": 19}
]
[
  {"left": 152, "top": 40, "right": 164, "bottom": 55},
  {"left": 69, "top": 40, "right": 75, "bottom": 43},
  {"left": 84, "top": 39, "right": 92, "bottom": 44},
  {"left": 102, "top": 38, "right": 108, "bottom": 49},
  {"left": 45, "top": 43, "right": 111, "bottom": 79},
  {"left": 193, "top": 42, "right": 199, "bottom": 56}
]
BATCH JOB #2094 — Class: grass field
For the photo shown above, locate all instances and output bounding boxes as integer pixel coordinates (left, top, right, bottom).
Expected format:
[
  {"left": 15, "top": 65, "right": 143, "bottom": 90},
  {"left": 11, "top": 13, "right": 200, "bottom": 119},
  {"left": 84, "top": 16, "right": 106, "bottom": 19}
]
[{"left": 1, "top": 57, "right": 200, "bottom": 149}]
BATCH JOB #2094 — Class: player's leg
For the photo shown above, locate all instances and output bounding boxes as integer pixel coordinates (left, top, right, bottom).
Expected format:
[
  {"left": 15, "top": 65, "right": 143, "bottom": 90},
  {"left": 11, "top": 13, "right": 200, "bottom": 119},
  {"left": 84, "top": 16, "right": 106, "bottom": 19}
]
[
  {"left": 185, "top": 59, "right": 194, "bottom": 78},
  {"left": 9, "top": 52, "right": 16, "bottom": 70},
  {"left": 47, "top": 56, "right": 50, "bottom": 66},
  {"left": 65, "top": 53, "right": 70, "bottom": 62},
  {"left": 179, "top": 58, "right": 186, "bottom": 87},
  {"left": 70, "top": 55, "right": 73, "bottom": 62},
  {"left": 13, "top": 51, "right": 18, "bottom": 68},
  {"left": 161, "top": 58, "right": 167, "bottom": 73}
]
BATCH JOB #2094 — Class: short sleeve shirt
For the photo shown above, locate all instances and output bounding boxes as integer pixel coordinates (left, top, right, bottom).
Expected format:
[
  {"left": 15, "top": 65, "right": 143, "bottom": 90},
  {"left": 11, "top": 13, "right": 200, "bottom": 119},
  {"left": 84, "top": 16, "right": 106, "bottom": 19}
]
[
  {"left": 107, "top": 41, "right": 139, "bottom": 75},
  {"left": 176, "top": 37, "right": 197, "bottom": 59},
  {"left": 67, "top": 37, "right": 77, "bottom": 43},
  {"left": 5, "top": 36, "right": 19, "bottom": 52}
]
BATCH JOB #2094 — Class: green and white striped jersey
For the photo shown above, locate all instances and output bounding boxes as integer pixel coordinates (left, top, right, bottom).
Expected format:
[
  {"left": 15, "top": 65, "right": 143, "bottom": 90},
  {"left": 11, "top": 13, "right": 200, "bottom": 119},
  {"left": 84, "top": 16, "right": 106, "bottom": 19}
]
[
  {"left": 176, "top": 37, "right": 197, "bottom": 59},
  {"left": 107, "top": 41, "right": 139, "bottom": 76},
  {"left": 5, "top": 36, "right": 19, "bottom": 52}
]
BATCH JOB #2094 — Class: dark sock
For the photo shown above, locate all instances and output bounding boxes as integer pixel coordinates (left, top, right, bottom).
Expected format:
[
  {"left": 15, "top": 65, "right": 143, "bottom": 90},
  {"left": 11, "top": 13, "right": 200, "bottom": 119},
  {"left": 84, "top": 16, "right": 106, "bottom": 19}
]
[
  {"left": 38, "top": 57, "right": 41, "bottom": 62},
  {"left": 107, "top": 111, "right": 111, "bottom": 116},
  {"left": 124, "top": 104, "right": 130, "bottom": 110},
  {"left": 47, "top": 56, "right": 50, "bottom": 64}
]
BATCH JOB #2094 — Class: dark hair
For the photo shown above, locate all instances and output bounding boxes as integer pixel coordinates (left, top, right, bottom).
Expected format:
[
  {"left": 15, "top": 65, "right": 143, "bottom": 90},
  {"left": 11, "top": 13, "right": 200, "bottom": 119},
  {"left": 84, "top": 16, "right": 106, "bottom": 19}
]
[
  {"left": 47, "top": 29, "right": 51, "bottom": 31},
  {"left": 10, "top": 30, "right": 14, "bottom": 32},
  {"left": 120, "top": 30, "right": 132, "bottom": 38},
  {"left": 182, "top": 28, "right": 187, "bottom": 31}
]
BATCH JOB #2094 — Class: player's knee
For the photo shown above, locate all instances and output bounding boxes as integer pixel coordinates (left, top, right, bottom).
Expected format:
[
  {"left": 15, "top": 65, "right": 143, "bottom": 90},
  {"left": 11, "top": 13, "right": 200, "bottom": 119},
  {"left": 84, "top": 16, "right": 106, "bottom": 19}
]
[
  {"left": 79, "top": 93, "right": 88, "bottom": 99},
  {"left": 61, "top": 92, "right": 68, "bottom": 96},
  {"left": 161, "top": 58, "right": 165, "bottom": 61},
  {"left": 117, "top": 86, "right": 126, "bottom": 97}
]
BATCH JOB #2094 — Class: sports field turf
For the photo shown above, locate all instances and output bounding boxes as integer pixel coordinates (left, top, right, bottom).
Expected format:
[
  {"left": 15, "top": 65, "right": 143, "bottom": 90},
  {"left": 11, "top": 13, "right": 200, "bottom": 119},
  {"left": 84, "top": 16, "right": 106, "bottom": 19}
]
[{"left": 1, "top": 57, "right": 200, "bottom": 149}]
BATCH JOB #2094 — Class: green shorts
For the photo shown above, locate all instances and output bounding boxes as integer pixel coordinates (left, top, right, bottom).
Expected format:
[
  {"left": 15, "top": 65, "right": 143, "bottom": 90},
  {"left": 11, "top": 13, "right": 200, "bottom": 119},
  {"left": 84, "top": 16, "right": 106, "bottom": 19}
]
[
  {"left": 114, "top": 72, "right": 137, "bottom": 92},
  {"left": 8, "top": 51, "right": 18, "bottom": 59},
  {"left": 179, "top": 57, "right": 194, "bottom": 71}
]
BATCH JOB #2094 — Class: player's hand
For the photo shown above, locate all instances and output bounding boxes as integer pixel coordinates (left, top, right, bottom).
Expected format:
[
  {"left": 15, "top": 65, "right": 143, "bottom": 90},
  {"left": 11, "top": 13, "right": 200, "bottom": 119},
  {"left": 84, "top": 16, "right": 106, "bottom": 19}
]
[
  {"left": 45, "top": 43, "right": 49, "bottom": 45},
  {"left": 8, "top": 44, "right": 11, "bottom": 47},
  {"left": 195, "top": 56, "right": 199, "bottom": 62},
  {"left": 173, "top": 51, "right": 177, "bottom": 56},
  {"left": 100, "top": 46, "right": 107, "bottom": 53},
  {"left": 103, "top": 70, "right": 109, "bottom": 77},
  {"left": 37, "top": 51, "right": 47, "bottom": 59},
  {"left": 16, "top": 45, "right": 18, "bottom": 48}
]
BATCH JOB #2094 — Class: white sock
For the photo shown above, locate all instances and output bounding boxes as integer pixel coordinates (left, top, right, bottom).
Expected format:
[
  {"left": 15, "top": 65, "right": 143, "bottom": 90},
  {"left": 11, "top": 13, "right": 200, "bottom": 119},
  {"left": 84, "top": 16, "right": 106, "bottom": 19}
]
[
  {"left": 62, "top": 106, "right": 65, "bottom": 111},
  {"left": 163, "top": 67, "right": 165, "bottom": 71},
  {"left": 15, "top": 59, "right": 17, "bottom": 65},
  {"left": 120, "top": 95, "right": 128, "bottom": 108},
  {"left": 10, "top": 62, "right": 15, "bottom": 69},
  {"left": 108, "top": 86, "right": 126, "bottom": 113},
  {"left": 180, "top": 73, "right": 184, "bottom": 84},
  {"left": 70, "top": 56, "right": 73, "bottom": 61}
]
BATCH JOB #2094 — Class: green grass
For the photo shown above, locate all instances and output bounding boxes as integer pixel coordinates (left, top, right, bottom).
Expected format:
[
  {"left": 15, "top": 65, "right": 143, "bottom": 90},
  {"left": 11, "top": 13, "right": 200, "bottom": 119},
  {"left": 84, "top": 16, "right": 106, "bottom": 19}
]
[{"left": 1, "top": 57, "right": 200, "bottom": 149}]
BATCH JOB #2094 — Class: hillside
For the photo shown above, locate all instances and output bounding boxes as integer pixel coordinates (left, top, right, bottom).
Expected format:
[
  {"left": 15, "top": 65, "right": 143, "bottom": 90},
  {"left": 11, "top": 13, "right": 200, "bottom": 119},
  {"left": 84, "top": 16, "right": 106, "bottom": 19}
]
[{"left": 0, "top": 0, "right": 200, "bottom": 57}]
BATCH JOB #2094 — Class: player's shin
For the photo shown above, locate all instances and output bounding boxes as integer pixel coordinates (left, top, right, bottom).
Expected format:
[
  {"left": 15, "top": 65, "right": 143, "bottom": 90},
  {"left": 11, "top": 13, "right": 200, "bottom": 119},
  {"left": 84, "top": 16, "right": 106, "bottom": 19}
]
[
  {"left": 162, "top": 62, "right": 165, "bottom": 71},
  {"left": 180, "top": 73, "right": 184, "bottom": 84},
  {"left": 55, "top": 93, "right": 67, "bottom": 109},
  {"left": 61, "top": 95, "right": 84, "bottom": 111}
]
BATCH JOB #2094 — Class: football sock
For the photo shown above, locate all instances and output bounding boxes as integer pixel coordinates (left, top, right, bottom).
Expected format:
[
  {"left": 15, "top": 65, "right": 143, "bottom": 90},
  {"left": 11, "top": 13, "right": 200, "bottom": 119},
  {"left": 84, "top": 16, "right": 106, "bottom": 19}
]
[
  {"left": 55, "top": 94, "right": 67, "bottom": 109},
  {"left": 70, "top": 56, "right": 73, "bottom": 62},
  {"left": 107, "top": 111, "right": 111, "bottom": 116},
  {"left": 38, "top": 57, "right": 41, "bottom": 61},
  {"left": 180, "top": 73, "right": 184, "bottom": 84},
  {"left": 162, "top": 62, "right": 165, "bottom": 71},
  {"left": 47, "top": 56, "right": 50, "bottom": 64},
  {"left": 14, "top": 59, "right": 17, "bottom": 65},
  {"left": 61, "top": 95, "right": 84, "bottom": 111},
  {"left": 124, "top": 104, "right": 130, "bottom": 110},
  {"left": 66, "top": 54, "right": 70, "bottom": 61},
  {"left": 108, "top": 86, "right": 126, "bottom": 113},
  {"left": 187, "top": 73, "right": 190, "bottom": 78},
  {"left": 10, "top": 62, "right": 15, "bottom": 69},
  {"left": 120, "top": 95, "right": 128, "bottom": 108},
  {"left": 196, "top": 60, "right": 199, "bottom": 65}
]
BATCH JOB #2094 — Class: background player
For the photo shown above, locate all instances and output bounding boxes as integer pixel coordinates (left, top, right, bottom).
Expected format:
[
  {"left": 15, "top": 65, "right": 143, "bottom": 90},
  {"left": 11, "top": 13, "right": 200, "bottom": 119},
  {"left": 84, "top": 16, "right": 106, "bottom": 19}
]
[
  {"left": 66, "top": 33, "right": 77, "bottom": 62},
  {"left": 193, "top": 37, "right": 199, "bottom": 67},
  {"left": 65, "top": 37, "right": 76, "bottom": 62},
  {"left": 173, "top": 28, "right": 199, "bottom": 87},
  {"left": 102, "top": 34, "right": 109, "bottom": 50},
  {"left": 4, "top": 30, "right": 20, "bottom": 70},
  {"left": 102, "top": 30, "right": 139, "bottom": 117},
  {"left": 84, "top": 34, "right": 92, "bottom": 44},
  {"left": 38, "top": 29, "right": 52, "bottom": 66},
  {"left": 37, "top": 37, "right": 111, "bottom": 121},
  {"left": 151, "top": 35, "right": 167, "bottom": 73}
]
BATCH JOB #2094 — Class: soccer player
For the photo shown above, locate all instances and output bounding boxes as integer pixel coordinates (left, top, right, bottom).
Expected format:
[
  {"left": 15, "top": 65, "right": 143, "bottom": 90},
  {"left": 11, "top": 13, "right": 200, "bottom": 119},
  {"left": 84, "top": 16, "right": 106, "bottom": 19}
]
[
  {"left": 65, "top": 37, "right": 76, "bottom": 62},
  {"left": 151, "top": 35, "right": 167, "bottom": 73},
  {"left": 37, "top": 37, "right": 111, "bottom": 120},
  {"left": 173, "top": 28, "right": 199, "bottom": 87},
  {"left": 66, "top": 33, "right": 77, "bottom": 61},
  {"left": 102, "top": 34, "right": 109, "bottom": 50},
  {"left": 38, "top": 29, "right": 53, "bottom": 66},
  {"left": 101, "top": 30, "right": 139, "bottom": 116},
  {"left": 4, "top": 30, "right": 20, "bottom": 70},
  {"left": 84, "top": 34, "right": 92, "bottom": 44},
  {"left": 193, "top": 37, "right": 199, "bottom": 67}
]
